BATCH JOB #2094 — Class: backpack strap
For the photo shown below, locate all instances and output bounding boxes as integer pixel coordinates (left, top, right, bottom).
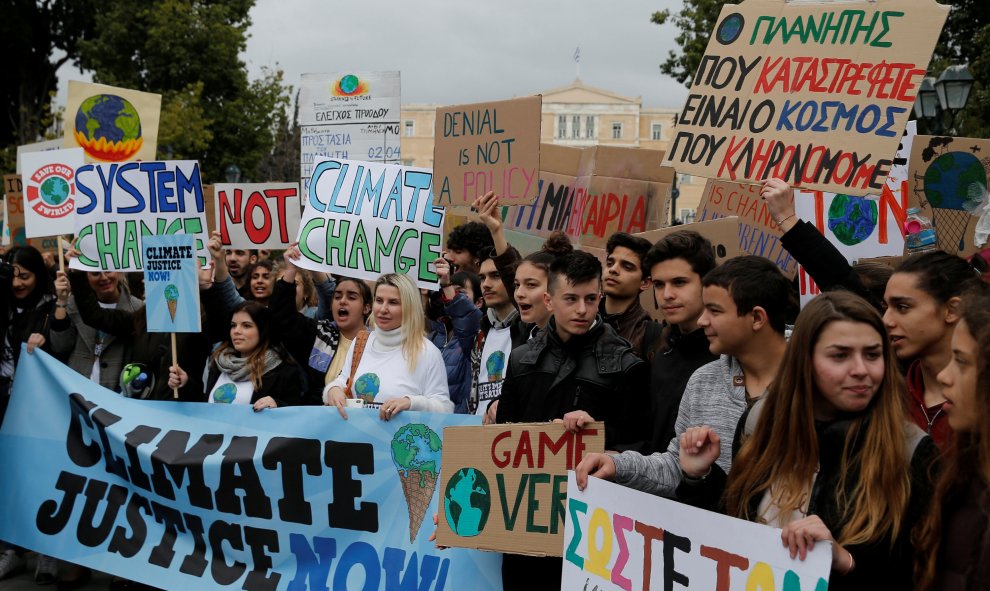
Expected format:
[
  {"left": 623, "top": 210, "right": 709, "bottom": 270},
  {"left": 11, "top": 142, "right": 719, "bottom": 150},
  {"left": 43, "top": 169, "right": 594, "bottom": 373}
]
[{"left": 344, "top": 330, "right": 371, "bottom": 398}]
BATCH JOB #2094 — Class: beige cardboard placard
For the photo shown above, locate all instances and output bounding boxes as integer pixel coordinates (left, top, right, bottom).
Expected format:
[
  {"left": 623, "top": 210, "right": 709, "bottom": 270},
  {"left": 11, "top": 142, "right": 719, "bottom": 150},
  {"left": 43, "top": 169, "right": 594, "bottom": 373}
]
[
  {"left": 433, "top": 96, "right": 542, "bottom": 207},
  {"left": 202, "top": 185, "right": 217, "bottom": 235},
  {"left": 908, "top": 135, "right": 990, "bottom": 256},
  {"left": 3, "top": 175, "right": 46, "bottom": 250},
  {"left": 64, "top": 81, "right": 162, "bottom": 163},
  {"left": 436, "top": 422, "right": 604, "bottom": 556},
  {"left": 665, "top": 0, "right": 948, "bottom": 195},
  {"left": 695, "top": 179, "right": 797, "bottom": 277}
]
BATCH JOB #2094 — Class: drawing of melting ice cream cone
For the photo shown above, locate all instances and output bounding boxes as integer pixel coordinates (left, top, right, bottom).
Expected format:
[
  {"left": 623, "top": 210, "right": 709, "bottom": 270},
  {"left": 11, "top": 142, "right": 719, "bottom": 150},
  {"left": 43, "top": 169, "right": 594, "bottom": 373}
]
[
  {"left": 390, "top": 423, "right": 443, "bottom": 542},
  {"left": 164, "top": 284, "right": 179, "bottom": 322}
]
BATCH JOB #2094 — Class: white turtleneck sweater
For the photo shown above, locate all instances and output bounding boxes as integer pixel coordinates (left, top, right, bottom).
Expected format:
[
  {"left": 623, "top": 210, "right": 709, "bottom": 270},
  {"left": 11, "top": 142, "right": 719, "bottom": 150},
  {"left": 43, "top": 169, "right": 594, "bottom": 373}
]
[{"left": 324, "top": 327, "right": 452, "bottom": 413}]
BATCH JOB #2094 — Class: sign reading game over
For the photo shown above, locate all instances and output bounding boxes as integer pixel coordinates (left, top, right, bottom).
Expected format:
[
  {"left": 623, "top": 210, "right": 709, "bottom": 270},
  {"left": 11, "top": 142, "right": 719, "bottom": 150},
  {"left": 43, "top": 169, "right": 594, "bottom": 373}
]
[
  {"left": 300, "top": 72, "right": 401, "bottom": 192},
  {"left": 70, "top": 160, "right": 209, "bottom": 272},
  {"left": 0, "top": 349, "right": 502, "bottom": 591},
  {"left": 293, "top": 157, "right": 445, "bottom": 290},
  {"left": 436, "top": 422, "right": 604, "bottom": 556},
  {"left": 433, "top": 96, "right": 541, "bottom": 207},
  {"left": 665, "top": 0, "right": 948, "bottom": 195},
  {"left": 564, "top": 474, "right": 830, "bottom": 590}
]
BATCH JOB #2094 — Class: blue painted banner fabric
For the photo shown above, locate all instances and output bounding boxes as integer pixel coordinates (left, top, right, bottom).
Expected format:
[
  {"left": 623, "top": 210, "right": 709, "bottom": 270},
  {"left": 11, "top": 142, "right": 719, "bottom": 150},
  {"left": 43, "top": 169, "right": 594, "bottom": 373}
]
[{"left": 0, "top": 347, "right": 502, "bottom": 591}]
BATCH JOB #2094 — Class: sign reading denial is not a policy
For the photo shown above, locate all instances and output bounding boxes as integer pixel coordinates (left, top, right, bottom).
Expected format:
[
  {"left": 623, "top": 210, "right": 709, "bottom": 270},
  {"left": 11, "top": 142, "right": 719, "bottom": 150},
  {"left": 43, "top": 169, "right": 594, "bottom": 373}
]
[
  {"left": 436, "top": 422, "right": 604, "bottom": 556},
  {"left": 433, "top": 96, "right": 541, "bottom": 207},
  {"left": 293, "top": 157, "right": 445, "bottom": 290},
  {"left": 665, "top": 0, "right": 948, "bottom": 195}
]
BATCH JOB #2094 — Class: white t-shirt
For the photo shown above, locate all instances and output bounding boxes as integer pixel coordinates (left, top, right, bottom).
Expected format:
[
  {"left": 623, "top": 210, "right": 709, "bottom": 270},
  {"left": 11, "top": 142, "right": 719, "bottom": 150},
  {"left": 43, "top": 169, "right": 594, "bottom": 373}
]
[
  {"left": 475, "top": 325, "right": 513, "bottom": 416},
  {"left": 326, "top": 333, "right": 452, "bottom": 413},
  {"left": 209, "top": 372, "right": 253, "bottom": 405}
]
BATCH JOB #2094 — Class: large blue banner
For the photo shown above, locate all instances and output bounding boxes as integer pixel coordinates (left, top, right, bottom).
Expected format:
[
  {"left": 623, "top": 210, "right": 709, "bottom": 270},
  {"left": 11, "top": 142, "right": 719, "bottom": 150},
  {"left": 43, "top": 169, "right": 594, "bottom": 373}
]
[{"left": 0, "top": 348, "right": 502, "bottom": 590}]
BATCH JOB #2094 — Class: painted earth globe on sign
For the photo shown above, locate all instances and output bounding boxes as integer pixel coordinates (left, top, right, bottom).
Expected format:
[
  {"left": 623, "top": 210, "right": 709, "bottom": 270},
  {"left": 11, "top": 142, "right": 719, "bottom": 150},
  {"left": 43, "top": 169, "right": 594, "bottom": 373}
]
[
  {"left": 443, "top": 467, "right": 491, "bottom": 537},
  {"left": 924, "top": 151, "right": 987, "bottom": 212},
  {"left": 827, "top": 194, "right": 878, "bottom": 246},
  {"left": 73, "top": 94, "right": 143, "bottom": 162},
  {"left": 39, "top": 177, "right": 69, "bottom": 206}
]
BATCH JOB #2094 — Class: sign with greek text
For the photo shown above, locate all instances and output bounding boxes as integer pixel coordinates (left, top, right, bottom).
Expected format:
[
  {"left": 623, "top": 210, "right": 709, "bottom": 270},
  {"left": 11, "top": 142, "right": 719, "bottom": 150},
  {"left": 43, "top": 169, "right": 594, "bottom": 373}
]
[
  {"left": 435, "top": 422, "right": 604, "bottom": 557},
  {"left": 70, "top": 160, "right": 209, "bottom": 272},
  {"left": 143, "top": 234, "right": 201, "bottom": 333},
  {"left": 293, "top": 157, "right": 445, "bottom": 290},
  {"left": 64, "top": 80, "right": 162, "bottom": 164},
  {"left": 665, "top": 0, "right": 948, "bottom": 195},
  {"left": 214, "top": 183, "right": 301, "bottom": 250},
  {"left": 300, "top": 72, "right": 401, "bottom": 193},
  {"left": 908, "top": 135, "right": 990, "bottom": 256},
  {"left": 563, "top": 474, "right": 830, "bottom": 590},
  {"left": 433, "top": 95, "right": 542, "bottom": 207},
  {"left": 18, "top": 148, "right": 84, "bottom": 238},
  {"left": 0, "top": 348, "right": 502, "bottom": 591},
  {"left": 694, "top": 180, "right": 797, "bottom": 277}
]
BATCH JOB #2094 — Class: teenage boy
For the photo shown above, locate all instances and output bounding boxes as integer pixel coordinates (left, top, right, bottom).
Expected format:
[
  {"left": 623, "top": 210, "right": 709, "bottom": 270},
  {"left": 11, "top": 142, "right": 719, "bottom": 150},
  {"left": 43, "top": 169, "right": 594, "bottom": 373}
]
[
  {"left": 601, "top": 232, "right": 661, "bottom": 359},
  {"left": 643, "top": 230, "right": 719, "bottom": 454},
  {"left": 496, "top": 250, "right": 649, "bottom": 590},
  {"left": 575, "top": 256, "right": 795, "bottom": 497}
]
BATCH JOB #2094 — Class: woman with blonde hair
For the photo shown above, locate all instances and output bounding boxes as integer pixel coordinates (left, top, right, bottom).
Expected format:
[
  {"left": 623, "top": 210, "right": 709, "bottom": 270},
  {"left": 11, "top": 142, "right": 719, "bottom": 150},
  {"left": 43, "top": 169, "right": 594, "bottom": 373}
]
[
  {"left": 678, "top": 291, "right": 937, "bottom": 589},
  {"left": 324, "top": 273, "right": 451, "bottom": 419},
  {"left": 915, "top": 281, "right": 990, "bottom": 589}
]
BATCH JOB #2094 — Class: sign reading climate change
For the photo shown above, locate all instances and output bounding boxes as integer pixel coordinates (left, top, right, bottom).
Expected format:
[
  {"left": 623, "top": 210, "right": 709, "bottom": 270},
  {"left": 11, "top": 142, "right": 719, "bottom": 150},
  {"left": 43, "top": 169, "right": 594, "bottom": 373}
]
[
  {"left": 665, "top": 0, "right": 948, "bottom": 195},
  {"left": 564, "top": 474, "right": 831, "bottom": 590},
  {"left": 294, "top": 157, "right": 445, "bottom": 290},
  {"left": 70, "top": 160, "right": 209, "bottom": 272},
  {"left": 300, "top": 72, "right": 401, "bottom": 192},
  {"left": 0, "top": 349, "right": 502, "bottom": 591}
]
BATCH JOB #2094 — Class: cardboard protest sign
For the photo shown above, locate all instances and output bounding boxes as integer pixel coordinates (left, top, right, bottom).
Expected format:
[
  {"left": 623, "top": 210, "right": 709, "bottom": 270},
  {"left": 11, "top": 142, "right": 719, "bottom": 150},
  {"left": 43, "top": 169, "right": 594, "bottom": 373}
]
[
  {"left": 64, "top": 80, "right": 161, "bottom": 163},
  {"left": 0, "top": 349, "right": 503, "bottom": 591},
  {"left": 564, "top": 474, "right": 831, "bottom": 590},
  {"left": 694, "top": 179, "right": 798, "bottom": 276},
  {"left": 908, "top": 135, "right": 990, "bottom": 256},
  {"left": 294, "top": 157, "right": 445, "bottom": 289},
  {"left": 665, "top": 0, "right": 948, "bottom": 195},
  {"left": 142, "top": 234, "right": 200, "bottom": 333},
  {"left": 300, "top": 71, "right": 401, "bottom": 192},
  {"left": 15, "top": 139, "right": 63, "bottom": 175},
  {"left": 436, "top": 422, "right": 604, "bottom": 556},
  {"left": 214, "top": 183, "right": 301, "bottom": 249},
  {"left": 3, "top": 174, "right": 47, "bottom": 249},
  {"left": 70, "top": 161, "right": 209, "bottom": 272},
  {"left": 433, "top": 95, "right": 542, "bottom": 207},
  {"left": 18, "top": 148, "right": 84, "bottom": 238}
]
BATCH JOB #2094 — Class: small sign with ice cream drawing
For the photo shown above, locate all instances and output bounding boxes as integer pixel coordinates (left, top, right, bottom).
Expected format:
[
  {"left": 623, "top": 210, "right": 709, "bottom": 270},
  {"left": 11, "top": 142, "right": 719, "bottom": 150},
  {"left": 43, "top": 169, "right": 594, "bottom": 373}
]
[{"left": 142, "top": 233, "right": 200, "bottom": 333}]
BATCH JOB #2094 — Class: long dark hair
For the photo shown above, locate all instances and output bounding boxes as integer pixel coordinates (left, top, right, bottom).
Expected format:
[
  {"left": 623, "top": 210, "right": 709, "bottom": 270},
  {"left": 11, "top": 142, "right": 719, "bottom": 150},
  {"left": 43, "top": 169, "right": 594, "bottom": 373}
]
[
  {"left": 915, "top": 282, "right": 990, "bottom": 588},
  {"left": 5, "top": 246, "right": 54, "bottom": 305},
  {"left": 211, "top": 301, "right": 290, "bottom": 389}
]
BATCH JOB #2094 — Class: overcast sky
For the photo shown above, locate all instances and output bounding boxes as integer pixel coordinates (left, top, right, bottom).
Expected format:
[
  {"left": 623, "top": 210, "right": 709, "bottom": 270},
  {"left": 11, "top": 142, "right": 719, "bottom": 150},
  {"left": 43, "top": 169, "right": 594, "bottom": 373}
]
[{"left": 57, "top": 0, "right": 690, "bottom": 109}]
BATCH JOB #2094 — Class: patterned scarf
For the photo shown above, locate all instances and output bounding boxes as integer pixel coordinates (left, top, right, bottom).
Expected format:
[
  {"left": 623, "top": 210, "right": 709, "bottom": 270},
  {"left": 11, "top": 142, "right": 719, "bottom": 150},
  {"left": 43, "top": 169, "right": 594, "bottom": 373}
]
[{"left": 214, "top": 347, "right": 282, "bottom": 383}]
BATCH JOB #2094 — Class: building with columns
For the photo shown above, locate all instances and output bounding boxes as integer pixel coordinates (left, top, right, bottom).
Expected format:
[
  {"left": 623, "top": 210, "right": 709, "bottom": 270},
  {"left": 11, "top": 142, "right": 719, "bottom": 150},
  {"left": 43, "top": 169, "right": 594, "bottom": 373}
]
[{"left": 400, "top": 79, "right": 706, "bottom": 223}]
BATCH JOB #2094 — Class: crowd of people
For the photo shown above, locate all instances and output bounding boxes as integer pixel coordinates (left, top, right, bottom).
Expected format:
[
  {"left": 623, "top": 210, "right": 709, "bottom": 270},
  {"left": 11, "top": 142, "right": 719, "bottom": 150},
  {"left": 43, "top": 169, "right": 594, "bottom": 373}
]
[{"left": 0, "top": 182, "right": 988, "bottom": 590}]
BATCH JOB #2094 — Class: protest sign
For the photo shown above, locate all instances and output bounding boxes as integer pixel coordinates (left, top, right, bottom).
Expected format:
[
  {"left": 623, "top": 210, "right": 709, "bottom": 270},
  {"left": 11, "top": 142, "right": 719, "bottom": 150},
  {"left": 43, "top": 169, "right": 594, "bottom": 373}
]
[
  {"left": 143, "top": 234, "right": 201, "bottom": 333},
  {"left": 64, "top": 80, "right": 162, "bottom": 163},
  {"left": 70, "top": 160, "right": 209, "bottom": 272},
  {"left": 294, "top": 157, "right": 444, "bottom": 289},
  {"left": 694, "top": 180, "right": 797, "bottom": 276},
  {"left": 214, "top": 183, "right": 301, "bottom": 249},
  {"left": 433, "top": 96, "right": 542, "bottom": 207},
  {"left": 18, "top": 148, "right": 84, "bottom": 238},
  {"left": 564, "top": 474, "right": 831, "bottom": 590},
  {"left": 15, "top": 139, "right": 63, "bottom": 174},
  {"left": 908, "top": 135, "right": 990, "bottom": 256},
  {"left": 0, "top": 348, "right": 502, "bottom": 591},
  {"left": 3, "top": 174, "right": 47, "bottom": 249},
  {"left": 300, "top": 71, "right": 401, "bottom": 192},
  {"left": 664, "top": 0, "right": 948, "bottom": 195},
  {"left": 436, "top": 422, "right": 603, "bottom": 557}
]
